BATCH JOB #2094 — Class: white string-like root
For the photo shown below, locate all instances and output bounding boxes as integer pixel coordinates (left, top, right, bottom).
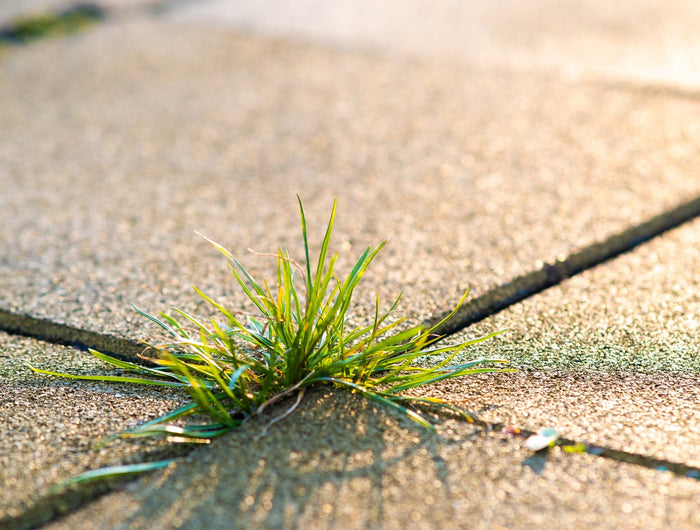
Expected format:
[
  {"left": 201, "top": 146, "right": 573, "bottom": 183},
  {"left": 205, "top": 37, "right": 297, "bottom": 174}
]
[
  {"left": 257, "top": 388, "right": 305, "bottom": 439},
  {"left": 254, "top": 371, "right": 315, "bottom": 416}
]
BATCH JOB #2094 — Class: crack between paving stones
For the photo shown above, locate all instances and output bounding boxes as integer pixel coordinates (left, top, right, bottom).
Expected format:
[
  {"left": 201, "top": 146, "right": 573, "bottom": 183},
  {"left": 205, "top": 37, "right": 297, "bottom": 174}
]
[
  {"left": 0, "top": 309, "right": 146, "bottom": 360},
  {"left": 0, "top": 197, "right": 697, "bottom": 528},
  {"left": 425, "top": 193, "right": 700, "bottom": 337},
  {"left": 2, "top": 194, "right": 698, "bottom": 360},
  {"left": 3, "top": 415, "right": 698, "bottom": 530},
  {"left": 597, "top": 78, "right": 700, "bottom": 102},
  {"left": 470, "top": 418, "right": 700, "bottom": 482},
  {"left": 0, "top": 445, "right": 193, "bottom": 530}
]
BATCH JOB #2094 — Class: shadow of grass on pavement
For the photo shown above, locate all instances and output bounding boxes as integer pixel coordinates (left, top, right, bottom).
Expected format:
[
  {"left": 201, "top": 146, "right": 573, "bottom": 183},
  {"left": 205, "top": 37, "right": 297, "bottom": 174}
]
[
  {"left": 46, "top": 386, "right": 700, "bottom": 529},
  {"left": 50, "top": 388, "right": 488, "bottom": 528}
]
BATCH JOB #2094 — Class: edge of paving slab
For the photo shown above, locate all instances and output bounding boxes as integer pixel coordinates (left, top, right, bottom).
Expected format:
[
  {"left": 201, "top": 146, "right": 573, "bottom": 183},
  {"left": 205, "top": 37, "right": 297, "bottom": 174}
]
[
  {"left": 3, "top": 369, "right": 699, "bottom": 530},
  {"left": 13, "top": 387, "right": 700, "bottom": 529},
  {"left": 426, "top": 194, "right": 700, "bottom": 336},
  {"left": 0, "top": 309, "right": 145, "bottom": 360},
  {"left": 2, "top": 8, "right": 699, "bottom": 526},
  {"left": 3, "top": 194, "right": 698, "bottom": 361}
]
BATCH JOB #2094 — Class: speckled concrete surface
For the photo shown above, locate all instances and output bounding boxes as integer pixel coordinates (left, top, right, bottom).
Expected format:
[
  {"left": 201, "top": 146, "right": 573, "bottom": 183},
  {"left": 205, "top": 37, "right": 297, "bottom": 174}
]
[
  {"left": 47, "top": 389, "right": 700, "bottom": 529},
  {"left": 1, "top": 17, "right": 699, "bottom": 345},
  {"left": 458, "top": 217, "right": 700, "bottom": 373},
  {"left": 423, "top": 370, "right": 700, "bottom": 469},
  {"left": 413, "top": 219, "right": 700, "bottom": 470},
  {"left": 0, "top": 331, "right": 187, "bottom": 523},
  {"left": 2, "top": 5, "right": 700, "bottom": 529}
]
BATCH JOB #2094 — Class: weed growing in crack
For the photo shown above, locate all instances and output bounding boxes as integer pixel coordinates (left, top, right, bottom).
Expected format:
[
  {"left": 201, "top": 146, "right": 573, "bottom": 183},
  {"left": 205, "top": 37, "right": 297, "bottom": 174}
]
[{"left": 30, "top": 198, "right": 511, "bottom": 472}]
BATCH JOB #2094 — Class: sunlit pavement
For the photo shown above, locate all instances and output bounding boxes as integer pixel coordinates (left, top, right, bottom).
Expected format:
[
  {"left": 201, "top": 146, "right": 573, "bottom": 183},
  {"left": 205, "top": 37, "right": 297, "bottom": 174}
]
[{"left": 1, "top": 2, "right": 699, "bottom": 528}]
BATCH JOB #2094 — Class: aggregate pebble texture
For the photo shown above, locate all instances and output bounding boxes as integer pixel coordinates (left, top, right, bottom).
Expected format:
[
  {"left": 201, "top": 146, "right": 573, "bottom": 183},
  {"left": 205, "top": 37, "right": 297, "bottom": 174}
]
[
  {"left": 44, "top": 216, "right": 700, "bottom": 529},
  {"left": 1, "top": 17, "right": 699, "bottom": 343},
  {"left": 417, "top": 219, "right": 700, "bottom": 469},
  {"left": 464, "top": 218, "right": 700, "bottom": 373},
  {"left": 48, "top": 389, "right": 700, "bottom": 530},
  {"left": 2, "top": 4, "right": 700, "bottom": 529},
  {"left": 0, "top": 332, "right": 187, "bottom": 523}
]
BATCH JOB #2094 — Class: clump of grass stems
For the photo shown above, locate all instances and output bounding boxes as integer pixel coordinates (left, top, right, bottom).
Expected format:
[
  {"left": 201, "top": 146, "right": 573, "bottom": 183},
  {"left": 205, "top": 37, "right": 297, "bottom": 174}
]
[{"left": 30, "top": 197, "right": 510, "bottom": 454}]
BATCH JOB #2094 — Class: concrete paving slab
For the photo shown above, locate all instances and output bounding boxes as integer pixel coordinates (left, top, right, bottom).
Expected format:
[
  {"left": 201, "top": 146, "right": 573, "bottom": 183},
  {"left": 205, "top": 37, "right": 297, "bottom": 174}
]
[
  {"left": 175, "top": 0, "right": 700, "bottom": 89},
  {"left": 417, "top": 219, "right": 700, "bottom": 469},
  {"left": 46, "top": 389, "right": 700, "bottom": 529},
  {"left": 1, "top": 13, "right": 699, "bottom": 528},
  {"left": 462, "top": 217, "right": 700, "bottom": 373},
  {"left": 1, "top": 18, "right": 699, "bottom": 346},
  {"left": 427, "top": 371, "right": 700, "bottom": 470},
  {"left": 0, "top": 331, "right": 187, "bottom": 525}
]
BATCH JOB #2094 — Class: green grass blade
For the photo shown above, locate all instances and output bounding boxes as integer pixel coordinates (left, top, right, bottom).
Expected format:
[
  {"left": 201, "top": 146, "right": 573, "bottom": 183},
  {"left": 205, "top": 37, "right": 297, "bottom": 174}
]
[
  {"left": 63, "top": 459, "right": 180, "bottom": 486},
  {"left": 228, "top": 364, "right": 250, "bottom": 392},
  {"left": 388, "top": 364, "right": 513, "bottom": 393},
  {"left": 33, "top": 197, "right": 512, "bottom": 454},
  {"left": 126, "top": 401, "right": 203, "bottom": 432},
  {"left": 130, "top": 303, "right": 181, "bottom": 338},
  {"left": 316, "top": 377, "right": 434, "bottom": 430},
  {"left": 121, "top": 423, "right": 236, "bottom": 440},
  {"left": 26, "top": 364, "right": 188, "bottom": 387},
  {"left": 87, "top": 349, "right": 186, "bottom": 380},
  {"left": 297, "top": 194, "right": 313, "bottom": 294}
]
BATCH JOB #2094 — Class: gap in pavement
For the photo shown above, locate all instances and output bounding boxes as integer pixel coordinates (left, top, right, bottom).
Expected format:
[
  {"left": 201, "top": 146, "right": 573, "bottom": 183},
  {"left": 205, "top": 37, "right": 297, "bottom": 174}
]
[
  {"left": 2, "top": 197, "right": 699, "bottom": 529},
  {"left": 3, "top": 399, "right": 699, "bottom": 530},
  {"left": 2, "top": 5, "right": 700, "bottom": 526},
  {"left": 0, "top": 445, "right": 192, "bottom": 530},
  {"left": 1, "top": 194, "right": 698, "bottom": 359},
  {"left": 425, "top": 194, "right": 700, "bottom": 336},
  {"left": 479, "top": 418, "right": 700, "bottom": 482}
]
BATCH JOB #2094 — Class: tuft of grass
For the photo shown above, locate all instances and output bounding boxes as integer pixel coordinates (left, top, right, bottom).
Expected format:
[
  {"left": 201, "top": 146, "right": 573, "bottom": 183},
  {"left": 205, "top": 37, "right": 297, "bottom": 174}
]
[
  {"left": 0, "top": 5, "right": 104, "bottom": 46},
  {"left": 30, "top": 197, "right": 511, "bottom": 449}
]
